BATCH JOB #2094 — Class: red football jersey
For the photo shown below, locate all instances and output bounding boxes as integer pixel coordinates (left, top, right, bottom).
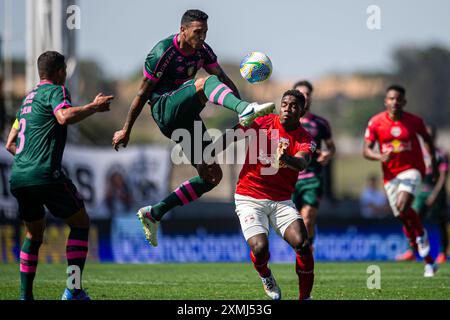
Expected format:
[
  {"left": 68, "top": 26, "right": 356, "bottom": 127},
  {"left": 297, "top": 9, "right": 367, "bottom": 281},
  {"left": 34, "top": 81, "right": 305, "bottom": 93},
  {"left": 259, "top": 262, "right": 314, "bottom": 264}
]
[
  {"left": 365, "top": 111, "right": 428, "bottom": 183},
  {"left": 236, "top": 114, "right": 315, "bottom": 201}
]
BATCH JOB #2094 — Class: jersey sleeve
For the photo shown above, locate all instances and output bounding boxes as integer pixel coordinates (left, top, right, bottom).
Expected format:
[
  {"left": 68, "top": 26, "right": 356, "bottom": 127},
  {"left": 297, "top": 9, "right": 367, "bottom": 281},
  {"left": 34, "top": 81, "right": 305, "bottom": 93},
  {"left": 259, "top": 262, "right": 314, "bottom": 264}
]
[
  {"left": 294, "top": 129, "right": 316, "bottom": 155},
  {"left": 143, "top": 42, "right": 171, "bottom": 83},
  {"left": 202, "top": 42, "right": 219, "bottom": 69},
  {"left": 364, "top": 118, "right": 377, "bottom": 142},
  {"left": 321, "top": 118, "right": 332, "bottom": 140},
  {"left": 50, "top": 86, "right": 72, "bottom": 114},
  {"left": 415, "top": 117, "right": 429, "bottom": 138}
]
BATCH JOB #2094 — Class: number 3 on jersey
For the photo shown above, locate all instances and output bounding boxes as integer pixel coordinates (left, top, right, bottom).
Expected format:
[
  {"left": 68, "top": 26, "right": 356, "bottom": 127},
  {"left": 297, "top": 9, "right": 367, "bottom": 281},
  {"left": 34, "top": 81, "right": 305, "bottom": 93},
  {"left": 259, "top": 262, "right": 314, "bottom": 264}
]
[{"left": 16, "top": 118, "right": 27, "bottom": 154}]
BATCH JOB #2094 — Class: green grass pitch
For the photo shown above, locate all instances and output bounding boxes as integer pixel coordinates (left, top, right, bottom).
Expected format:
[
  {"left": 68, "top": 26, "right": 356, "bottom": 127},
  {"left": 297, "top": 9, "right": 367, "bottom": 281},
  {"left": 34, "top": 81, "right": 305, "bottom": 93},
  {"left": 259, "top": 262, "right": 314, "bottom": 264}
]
[{"left": 1, "top": 262, "right": 449, "bottom": 300}]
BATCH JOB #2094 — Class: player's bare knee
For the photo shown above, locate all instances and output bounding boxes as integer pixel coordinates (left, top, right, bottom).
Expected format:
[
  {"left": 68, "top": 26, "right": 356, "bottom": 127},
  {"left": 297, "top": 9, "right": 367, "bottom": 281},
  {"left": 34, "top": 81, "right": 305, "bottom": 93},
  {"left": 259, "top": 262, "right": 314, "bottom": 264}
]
[
  {"left": 249, "top": 240, "right": 269, "bottom": 258},
  {"left": 67, "top": 209, "right": 90, "bottom": 229},
  {"left": 194, "top": 77, "right": 208, "bottom": 92},
  {"left": 26, "top": 231, "right": 44, "bottom": 242}
]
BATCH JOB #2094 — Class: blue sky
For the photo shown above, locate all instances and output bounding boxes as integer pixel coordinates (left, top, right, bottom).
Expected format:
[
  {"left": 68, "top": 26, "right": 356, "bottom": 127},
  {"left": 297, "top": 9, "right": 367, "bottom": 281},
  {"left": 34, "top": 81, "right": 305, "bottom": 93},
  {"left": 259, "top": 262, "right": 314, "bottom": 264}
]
[{"left": 2, "top": 0, "right": 450, "bottom": 81}]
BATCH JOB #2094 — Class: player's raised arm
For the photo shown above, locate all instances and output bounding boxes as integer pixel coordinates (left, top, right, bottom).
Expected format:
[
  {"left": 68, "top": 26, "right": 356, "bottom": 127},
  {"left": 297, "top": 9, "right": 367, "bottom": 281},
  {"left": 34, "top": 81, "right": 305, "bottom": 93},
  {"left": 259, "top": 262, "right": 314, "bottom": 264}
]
[
  {"left": 204, "top": 64, "right": 241, "bottom": 99},
  {"left": 54, "top": 93, "right": 114, "bottom": 126},
  {"left": 112, "top": 77, "right": 155, "bottom": 151},
  {"left": 5, "top": 119, "right": 19, "bottom": 156}
]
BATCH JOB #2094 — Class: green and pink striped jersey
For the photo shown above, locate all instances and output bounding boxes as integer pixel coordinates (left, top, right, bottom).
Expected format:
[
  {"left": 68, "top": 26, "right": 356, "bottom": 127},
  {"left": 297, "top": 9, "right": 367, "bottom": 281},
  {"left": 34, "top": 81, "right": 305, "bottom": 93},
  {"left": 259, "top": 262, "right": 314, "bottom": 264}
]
[
  {"left": 10, "top": 80, "right": 72, "bottom": 190},
  {"left": 144, "top": 34, "right": 218, "bottom": 102}
]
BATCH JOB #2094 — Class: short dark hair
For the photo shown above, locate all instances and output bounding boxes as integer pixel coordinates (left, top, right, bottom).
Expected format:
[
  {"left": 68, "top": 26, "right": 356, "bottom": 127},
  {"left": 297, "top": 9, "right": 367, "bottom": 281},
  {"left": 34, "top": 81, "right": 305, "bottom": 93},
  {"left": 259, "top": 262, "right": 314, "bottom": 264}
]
[
  {"left": 386, "top": 84, "right": 406, "bottom": 96},
  {"left": 37, "top": 51, "right": 65, "bottom": 78},
  {"left": 293, "top": 80, "right": 313, "bottom": 93},
  {"left": 181, "top": 9, "right": 208, "bottom": 26},
  {"left": 282, "top": 89, "right": 306, "bottom": 108}
]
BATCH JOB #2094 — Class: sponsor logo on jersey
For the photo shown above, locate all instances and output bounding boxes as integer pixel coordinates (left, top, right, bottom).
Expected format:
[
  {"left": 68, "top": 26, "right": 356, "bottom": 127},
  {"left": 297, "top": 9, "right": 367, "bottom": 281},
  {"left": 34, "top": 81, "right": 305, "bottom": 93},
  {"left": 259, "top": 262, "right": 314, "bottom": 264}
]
[{"left": 382, "top": 140, "right": 412, "bottom": 153}]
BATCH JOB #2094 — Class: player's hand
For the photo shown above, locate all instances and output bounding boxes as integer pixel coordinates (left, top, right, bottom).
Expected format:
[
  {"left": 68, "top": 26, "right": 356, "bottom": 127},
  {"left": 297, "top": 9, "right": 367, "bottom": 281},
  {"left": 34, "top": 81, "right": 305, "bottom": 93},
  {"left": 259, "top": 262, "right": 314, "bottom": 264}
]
[
  {"left": 317, "top": 150, "right": 332, "bottom": 165},
  {"left": 276, "top": 142, "right": 288, "bottom": 168},
  {"left": 379, "top": 151, "right": 392, "bottom": 163},
  {"left": 112, "top": 129, "right": 130, "bottom": 151},
  {"left": 92, "top": 93, "right": 114, "bottom": 112}
]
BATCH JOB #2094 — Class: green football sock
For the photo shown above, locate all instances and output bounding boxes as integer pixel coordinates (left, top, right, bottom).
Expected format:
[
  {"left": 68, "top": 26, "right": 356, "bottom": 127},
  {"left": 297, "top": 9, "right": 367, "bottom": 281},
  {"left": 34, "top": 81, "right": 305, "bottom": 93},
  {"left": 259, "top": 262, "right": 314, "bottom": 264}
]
[
  {"left": 151, "top": 176, "right": 216, "bottom": 221},
  {"left": 203, "top": 75, "right": 249, "bottom": 114},
  {"left": 19, "top": 238, "right": 42, "bottom": 300}
]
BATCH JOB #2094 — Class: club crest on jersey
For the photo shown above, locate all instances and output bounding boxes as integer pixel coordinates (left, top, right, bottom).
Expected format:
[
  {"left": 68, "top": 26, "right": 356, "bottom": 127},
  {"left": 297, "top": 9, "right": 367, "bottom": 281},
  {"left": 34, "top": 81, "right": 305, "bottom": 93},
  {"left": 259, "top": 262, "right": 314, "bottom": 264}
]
[
  {"left": 156, "top": 72, "right": 163, "bottom": 78},
  {"left": 177, "top": 56, "right": 184, "bottom": 62},
  {"left": 187, "top": 66, "right": 195, "bottom": 77},
  {"left": 391, "top": 126, "right": 402, "bottom": 137}
]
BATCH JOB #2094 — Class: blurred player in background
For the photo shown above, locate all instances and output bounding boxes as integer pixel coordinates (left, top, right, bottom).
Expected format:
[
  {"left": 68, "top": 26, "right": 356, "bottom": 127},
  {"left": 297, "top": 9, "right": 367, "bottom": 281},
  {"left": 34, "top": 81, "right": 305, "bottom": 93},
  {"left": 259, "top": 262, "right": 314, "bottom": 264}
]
[
  {"left": 396, "top": 125, "right": 449, "bottom": 263},
  {"left": 112, "top": 9, "right": 275, "bottom": 247},
  {"left": 234, "top": 90, "right": 316, "bottom": 300},
  {"left": 5, "top": 51, "right": 114, "bottom": 300},
  {"left": 363, "top": 84, "right": 438, "bottom": 277},
  {"left": 291, "top": 80, "right": 335, "bottom": 249}
]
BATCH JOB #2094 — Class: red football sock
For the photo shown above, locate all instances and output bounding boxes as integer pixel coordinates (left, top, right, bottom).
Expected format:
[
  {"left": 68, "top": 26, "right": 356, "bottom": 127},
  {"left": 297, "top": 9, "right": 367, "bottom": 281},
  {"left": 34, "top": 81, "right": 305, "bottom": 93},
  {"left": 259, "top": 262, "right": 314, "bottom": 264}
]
[
  {"left": 424, "top": 255, "right": 435, "bottom": 264},
  {"left": 402, "top": 225, "right": 418, "bottom": 251},
  {"left": 296, "top": 249, "right": 315, "bottom": 300},
  {"left": 250, "top": 251, "right": 271, "bottom": 278},
  {"left": 402, "top": 208, "right": 424, "bottom": 238}
]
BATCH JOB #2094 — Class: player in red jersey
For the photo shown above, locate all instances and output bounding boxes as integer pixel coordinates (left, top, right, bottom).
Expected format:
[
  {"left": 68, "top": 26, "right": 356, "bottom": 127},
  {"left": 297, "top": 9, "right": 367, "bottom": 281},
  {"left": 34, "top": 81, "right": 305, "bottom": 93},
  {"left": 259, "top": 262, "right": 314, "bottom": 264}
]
[
  {"left": 234, "top": 90, "right": 316, "bottom": 300},
  {"left": 363, "top": 84, "right": 438, "bottom": 277}
]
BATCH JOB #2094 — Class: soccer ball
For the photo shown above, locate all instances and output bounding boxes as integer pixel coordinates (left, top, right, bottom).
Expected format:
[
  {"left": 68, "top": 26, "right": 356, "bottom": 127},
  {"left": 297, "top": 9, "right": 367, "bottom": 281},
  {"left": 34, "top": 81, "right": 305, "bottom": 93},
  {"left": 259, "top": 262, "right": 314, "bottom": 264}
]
[{"left": 239, "top": 51, "right": 273, "bottom": 84}]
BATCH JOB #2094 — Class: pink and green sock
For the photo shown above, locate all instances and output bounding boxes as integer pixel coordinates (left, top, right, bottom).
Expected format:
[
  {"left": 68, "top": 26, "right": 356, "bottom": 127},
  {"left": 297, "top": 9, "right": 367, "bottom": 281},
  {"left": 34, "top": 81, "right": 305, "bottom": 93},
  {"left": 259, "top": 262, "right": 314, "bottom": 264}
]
[{"left": 203, "top": 75, "right": 249, "bottom": 114}]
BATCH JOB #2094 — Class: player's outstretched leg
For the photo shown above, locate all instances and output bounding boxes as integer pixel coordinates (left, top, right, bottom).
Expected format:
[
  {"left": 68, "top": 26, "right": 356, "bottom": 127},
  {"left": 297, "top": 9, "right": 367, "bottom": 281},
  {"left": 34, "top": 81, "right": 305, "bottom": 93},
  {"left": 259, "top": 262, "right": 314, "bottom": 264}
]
[
  {"left": 19, "top": 220, "right": 44, "bottom": 300},
  {"left": 137, "top": 164, "right": 222, "bottom": 247},
  {"left": 202, "top": 75, "right": 275, "bottom": 126},
  {"left": 398, "top": 209, "right": 437, "bottom": 276},
  {"left": 62, "top": 209, "right": 91, "bottom": 300}
]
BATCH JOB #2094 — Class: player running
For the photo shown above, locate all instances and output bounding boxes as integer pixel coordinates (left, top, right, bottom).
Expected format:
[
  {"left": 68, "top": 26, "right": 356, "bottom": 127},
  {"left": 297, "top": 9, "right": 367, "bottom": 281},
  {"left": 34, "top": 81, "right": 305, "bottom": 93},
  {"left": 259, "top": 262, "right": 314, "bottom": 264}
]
[
  {"left": 234, "top": 90, "right": 316, "bottom": 300},
  {"left": 5, "top": 51, "right": 114, "bottom": 300},
  {"left": 292, "top": 80, "right": 335, "bottom": 248},
  {"left": 112, "top": 9, "right": 275, "bottom": 247},
  {"left": 363, "top": 84, "right": 438, "bottom": 277},
  {"left": 396, "top": 125, "right": 449, "bottom": 263}
]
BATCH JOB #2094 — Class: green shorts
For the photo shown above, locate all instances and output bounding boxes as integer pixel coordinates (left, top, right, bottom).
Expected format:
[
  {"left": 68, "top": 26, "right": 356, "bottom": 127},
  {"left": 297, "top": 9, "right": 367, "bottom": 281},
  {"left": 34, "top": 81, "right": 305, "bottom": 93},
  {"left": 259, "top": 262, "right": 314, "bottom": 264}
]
[
  {"left": 292, "top": 176, "right": 323, "bottom": 210},
  {"left": 150, "top": 80, "right": 212, "bottom": 166},
  {"left": 413, "top": 189, "right": 447, "bottom": 220},
  {"left": 11, "top": 181, "right": 85, "bottom": 222}
]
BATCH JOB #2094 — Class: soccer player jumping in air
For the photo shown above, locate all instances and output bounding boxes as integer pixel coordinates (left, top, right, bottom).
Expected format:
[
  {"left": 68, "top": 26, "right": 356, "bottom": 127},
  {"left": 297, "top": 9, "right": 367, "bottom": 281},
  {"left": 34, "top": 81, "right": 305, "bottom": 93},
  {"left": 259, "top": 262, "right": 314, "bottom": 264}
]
[
  {"left": 363, "top": 85, "right": 438, "bottom": 277},
  {"left": 6, "top": 51, "right": 114, "bottom": 300},
  {"left": 233, "top": 90, "right": 316, "bottom": 300},
  {"left": 112, "top": 9, "right": 275, "bottom": 247}
]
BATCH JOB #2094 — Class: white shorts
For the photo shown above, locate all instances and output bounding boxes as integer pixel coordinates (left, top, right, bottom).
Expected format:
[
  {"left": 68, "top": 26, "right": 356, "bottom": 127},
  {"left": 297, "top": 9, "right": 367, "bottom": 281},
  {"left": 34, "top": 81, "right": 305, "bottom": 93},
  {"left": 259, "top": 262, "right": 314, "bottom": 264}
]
[
  {"left": 234, "top": 193, "right": 302, "bottom": 241},
  {"left": 384, "top": 169, "right": 422, "bottom": 217}
]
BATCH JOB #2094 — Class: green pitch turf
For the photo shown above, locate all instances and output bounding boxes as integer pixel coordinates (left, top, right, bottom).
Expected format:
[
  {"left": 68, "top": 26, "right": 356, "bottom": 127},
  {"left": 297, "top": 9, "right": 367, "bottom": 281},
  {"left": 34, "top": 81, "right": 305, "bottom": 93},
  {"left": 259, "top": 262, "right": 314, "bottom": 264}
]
[{"left": 0, "top": 262, "right": 449, "bottom": 300}]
